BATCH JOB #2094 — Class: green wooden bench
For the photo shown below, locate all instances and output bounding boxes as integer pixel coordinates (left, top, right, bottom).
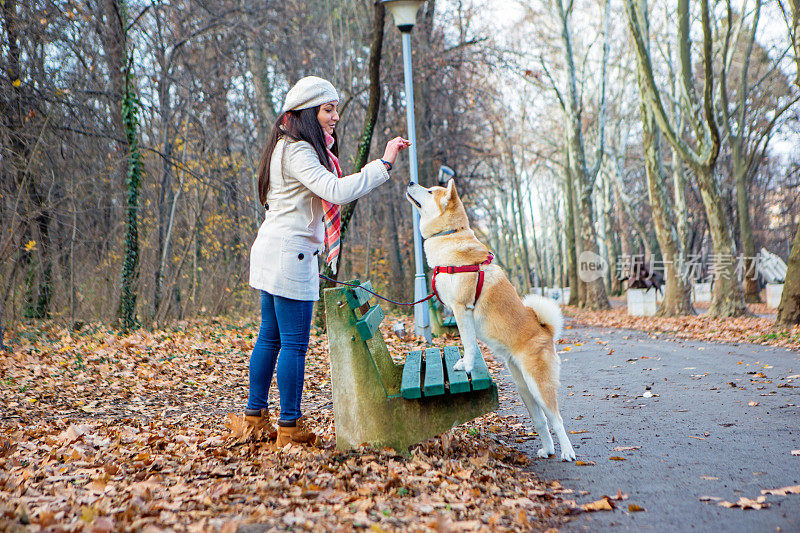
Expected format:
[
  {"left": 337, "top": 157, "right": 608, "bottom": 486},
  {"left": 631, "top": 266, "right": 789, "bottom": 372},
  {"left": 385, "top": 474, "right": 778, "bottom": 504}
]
[
  {"left": 324, "top": 280, "right": 498, "bottom": 453},
  {"left": 428, "top": 299, "right": 459, "bottom": 337}
]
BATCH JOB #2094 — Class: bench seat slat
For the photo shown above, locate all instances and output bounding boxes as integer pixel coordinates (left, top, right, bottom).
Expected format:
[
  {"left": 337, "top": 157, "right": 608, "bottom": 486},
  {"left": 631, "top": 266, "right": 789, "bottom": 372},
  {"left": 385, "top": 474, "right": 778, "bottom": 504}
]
[
  {"left": 400, "top": 350, "right": 423, "bottom": 399},
  {"left": 442, "top": 346, "right": 471, "bottom": 394},
  {"left": 355, "top": 304, "right": 384, "bottom": 342},
  {"left": 468, "top": 353, "right": 492, "bottom": 391},
  {"left": 423, "top": 348, "right": 446, "bottom": 397}
]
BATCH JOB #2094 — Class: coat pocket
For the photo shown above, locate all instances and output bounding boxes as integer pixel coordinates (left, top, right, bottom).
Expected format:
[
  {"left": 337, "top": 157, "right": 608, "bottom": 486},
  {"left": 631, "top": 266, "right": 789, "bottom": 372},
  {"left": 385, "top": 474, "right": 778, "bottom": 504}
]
[{"left": 280, "top": 237, "right": 317, "bottom": 283}]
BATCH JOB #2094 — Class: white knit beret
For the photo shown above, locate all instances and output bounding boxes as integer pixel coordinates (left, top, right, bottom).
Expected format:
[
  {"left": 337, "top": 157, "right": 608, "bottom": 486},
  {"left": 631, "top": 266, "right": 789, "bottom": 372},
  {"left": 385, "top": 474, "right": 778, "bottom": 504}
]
[{"left": 281, "top": 76, "right": 339, "bottom": 113}]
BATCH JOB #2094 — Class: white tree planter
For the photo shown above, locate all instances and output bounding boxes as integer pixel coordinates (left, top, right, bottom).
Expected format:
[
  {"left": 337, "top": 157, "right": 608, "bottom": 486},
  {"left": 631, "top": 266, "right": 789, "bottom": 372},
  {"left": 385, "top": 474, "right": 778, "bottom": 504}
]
[
  {"left": 692, "top": 282, "right": 712, "bottom": 303},
  {"left": 627, "top": 288, "right": 657, "bottom": 317},
  {"left": 766, "top": 283, "right": 784, "bottom": 309}
]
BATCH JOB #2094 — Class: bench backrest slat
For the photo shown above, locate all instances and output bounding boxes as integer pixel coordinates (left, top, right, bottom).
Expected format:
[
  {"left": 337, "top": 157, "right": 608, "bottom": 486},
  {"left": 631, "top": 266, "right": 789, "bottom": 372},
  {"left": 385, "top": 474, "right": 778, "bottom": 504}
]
[
  {"left": 355, "top": 304, "right": 384, "bottom": 342},
  {"left": 345, "top": 280, "right": 374, "bottom": 310},
  {"left": 422, "top": 348, "right": 445, "bottom": 396},
  {"left": 443, "top": 346, "right": 471, "bottom": 393}
]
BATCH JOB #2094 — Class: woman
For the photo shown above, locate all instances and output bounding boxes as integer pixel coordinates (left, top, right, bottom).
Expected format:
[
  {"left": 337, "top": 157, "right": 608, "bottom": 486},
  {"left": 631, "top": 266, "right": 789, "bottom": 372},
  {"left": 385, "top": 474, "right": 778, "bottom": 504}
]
[{"left": 245, "top": 76, "right": 410, "bottom": 447}]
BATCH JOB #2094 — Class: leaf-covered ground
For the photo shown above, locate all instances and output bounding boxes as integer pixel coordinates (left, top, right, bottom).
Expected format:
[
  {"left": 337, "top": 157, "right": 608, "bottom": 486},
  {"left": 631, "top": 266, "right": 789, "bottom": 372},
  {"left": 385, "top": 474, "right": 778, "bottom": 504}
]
[
  {"left": 564, "top": 301, "right": 800, "bottom": 350},
  {"left": 1, "top": 317, "right": 575, "bottom": 532}
]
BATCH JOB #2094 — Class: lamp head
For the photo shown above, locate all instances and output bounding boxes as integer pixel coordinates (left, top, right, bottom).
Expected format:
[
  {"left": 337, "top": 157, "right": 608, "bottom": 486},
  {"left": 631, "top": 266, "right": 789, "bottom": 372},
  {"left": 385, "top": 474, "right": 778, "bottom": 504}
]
[{"left": 382, "top": 0, "right": 424, "bottom": 33}]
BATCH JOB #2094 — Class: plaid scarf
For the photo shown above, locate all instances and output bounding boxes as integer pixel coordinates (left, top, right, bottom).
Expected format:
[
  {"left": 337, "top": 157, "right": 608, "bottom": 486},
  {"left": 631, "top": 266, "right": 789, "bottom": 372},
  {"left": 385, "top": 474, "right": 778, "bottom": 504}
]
[{"left": 322, "top": 131, "right": 342, "bottom": 274}]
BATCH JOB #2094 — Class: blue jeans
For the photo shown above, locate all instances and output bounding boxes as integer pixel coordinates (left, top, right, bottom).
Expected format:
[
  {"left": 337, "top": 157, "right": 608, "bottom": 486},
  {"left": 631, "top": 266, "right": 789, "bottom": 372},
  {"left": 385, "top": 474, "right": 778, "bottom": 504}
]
[{"left": 246, "top": 291, "right": 313, "bottom": 422}]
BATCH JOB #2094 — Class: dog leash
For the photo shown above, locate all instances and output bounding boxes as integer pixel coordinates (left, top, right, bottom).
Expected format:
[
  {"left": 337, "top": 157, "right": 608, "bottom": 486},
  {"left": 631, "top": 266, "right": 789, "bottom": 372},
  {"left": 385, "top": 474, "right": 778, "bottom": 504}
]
[{"left": 319, "top": 274, "right": 435, "bottom": 306}]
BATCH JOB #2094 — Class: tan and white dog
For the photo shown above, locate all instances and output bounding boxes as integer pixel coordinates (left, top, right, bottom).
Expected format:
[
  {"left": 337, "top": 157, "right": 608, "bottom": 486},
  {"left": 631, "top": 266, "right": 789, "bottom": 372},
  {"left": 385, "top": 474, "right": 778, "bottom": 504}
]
[{"left": 406, "top": 179, "right": 576, "bottom": 461}]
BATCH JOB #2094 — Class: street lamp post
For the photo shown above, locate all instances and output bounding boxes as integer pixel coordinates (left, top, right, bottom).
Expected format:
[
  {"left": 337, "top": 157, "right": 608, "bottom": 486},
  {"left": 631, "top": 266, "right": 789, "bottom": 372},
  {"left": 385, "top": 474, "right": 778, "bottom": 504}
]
[{"left": 382, "top": 0, "right": 431, "bottom": 342}]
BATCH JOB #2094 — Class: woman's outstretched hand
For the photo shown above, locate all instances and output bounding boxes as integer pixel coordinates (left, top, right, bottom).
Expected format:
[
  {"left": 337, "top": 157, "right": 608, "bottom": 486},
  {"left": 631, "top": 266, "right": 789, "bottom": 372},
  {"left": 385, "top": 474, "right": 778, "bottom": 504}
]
[{"left": 381, "top": 137, "right": 412, "bottom": 166}]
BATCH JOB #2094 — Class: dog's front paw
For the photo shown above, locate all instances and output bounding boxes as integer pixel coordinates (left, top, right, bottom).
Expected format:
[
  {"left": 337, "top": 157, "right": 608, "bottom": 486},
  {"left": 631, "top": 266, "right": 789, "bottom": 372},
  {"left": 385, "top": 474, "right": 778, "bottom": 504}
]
[
  {"left": 560, "top": 447, "right": 576, "bottom": 462},
  {"left": 537, "top": 448, "right": 554, "bottom": 459},
  {"left": 453, "top": 358, "right": 474, "bottom": 373}
]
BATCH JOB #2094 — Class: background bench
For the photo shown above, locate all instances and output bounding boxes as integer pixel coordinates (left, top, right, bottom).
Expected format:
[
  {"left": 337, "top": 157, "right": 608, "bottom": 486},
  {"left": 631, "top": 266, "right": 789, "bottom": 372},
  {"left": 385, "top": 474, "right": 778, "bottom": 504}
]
[
  {"left": 324, "top": 280, "right": 498, "bottom": 453},
  {"left": 429, "top": 299, "right": 459, "bottom": 337}
]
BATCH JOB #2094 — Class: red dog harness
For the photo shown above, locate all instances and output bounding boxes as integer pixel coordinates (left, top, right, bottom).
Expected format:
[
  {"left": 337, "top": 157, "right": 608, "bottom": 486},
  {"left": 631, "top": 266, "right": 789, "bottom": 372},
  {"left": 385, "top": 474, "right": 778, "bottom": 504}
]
[{"left": 432, "top": 253, "right": 494, "bottom": 307}]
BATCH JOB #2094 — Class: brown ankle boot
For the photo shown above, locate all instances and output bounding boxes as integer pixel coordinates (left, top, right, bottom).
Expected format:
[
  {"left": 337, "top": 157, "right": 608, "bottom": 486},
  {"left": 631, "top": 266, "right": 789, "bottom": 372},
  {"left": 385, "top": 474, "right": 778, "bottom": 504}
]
[
  {"left": 276, "top": 416, "right": 317, "bottom": 447},
  {"left": 244, "top": 408, "right": 277, "bottom": 441}
]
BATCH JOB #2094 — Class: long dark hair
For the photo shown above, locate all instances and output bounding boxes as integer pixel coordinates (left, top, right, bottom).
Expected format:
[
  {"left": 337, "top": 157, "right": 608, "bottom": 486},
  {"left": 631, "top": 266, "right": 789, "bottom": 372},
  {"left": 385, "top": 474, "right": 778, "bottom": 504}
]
[{"left": 257, "top": 106, "right": 339, "bottom": 207}]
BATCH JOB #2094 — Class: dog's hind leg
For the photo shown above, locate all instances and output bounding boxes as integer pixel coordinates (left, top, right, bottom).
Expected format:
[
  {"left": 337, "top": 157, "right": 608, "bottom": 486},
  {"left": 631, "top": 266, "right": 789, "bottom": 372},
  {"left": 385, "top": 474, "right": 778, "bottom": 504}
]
[
  {"left": 528, "top": 374, "right": 576, "bottom": 462},
  {"left": 506, "top": 358, "right": 555, "bottom": 458},
  {"left": 451, "top": 307, "right": 481, "bottom": 374}
]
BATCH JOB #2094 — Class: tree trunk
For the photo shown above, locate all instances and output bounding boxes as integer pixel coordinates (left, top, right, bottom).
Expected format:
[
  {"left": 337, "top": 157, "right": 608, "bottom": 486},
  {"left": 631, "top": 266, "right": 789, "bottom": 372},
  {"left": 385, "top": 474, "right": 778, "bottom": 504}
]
[
  {"left": 776, "top": 222, "right": 800, "bottom": 325},
  {"left": 720, "top": 0, "right": 761, "bottom": 303},
  {"left": 154, "top": 65, "right": 175, "bottom": 318},
  {"left": 613, "top": 183, "right": 633, "bottom": 261},
  {"left": 117, "top": 2, "right": 142, "bottom": 330},
  {"left": 508, "top": 159, "right": 532, "bottom": 293},
  {"left": 245, "top": 39, "right": 277, "bottom": 127},
  {"left": 601, "top": 173, "right": 620, "bottom": 295},
  {"left": 632, "top": 0, "right": 693, "bottom": 316},
  {"left": 0, "top": 300, "right": 5, "bottom": 350},
  {"left": 2, "top": 0, "right": 52, "bottom": 319},
  {"left": 775, "top": 0, "right": 800, "bottom": 326},
  {"left": 564, "top": 170, "right": 579, "bottom": 305},
  {"left": 527, "top": 192, "right": 545, "bottom": 287},
  {"left": 696, "top": 167, "right": 747, "bottom": 316},
  {"left": 672, "top": 151, "right": 688, "bottom": 255},
  {"left": 331, "top": 1, "right": 385, "bottom": 265},
  {"left": 315, "top": 2, "right": 385, "bottom": 327},
  {"left": 734, "top": 154, "right": 760, "bottom": 303},
  {"left": 571, "top": 170, "right": 585, "bottom": 305},
  {"left": 387, "top": 195, "right": 409, "bottom": 303},
  {"left": 99, "top": 0, "right": 128, "bottom": 308},
  {"left": 556, "top": 0, "right": 610, "bottom": 310}
]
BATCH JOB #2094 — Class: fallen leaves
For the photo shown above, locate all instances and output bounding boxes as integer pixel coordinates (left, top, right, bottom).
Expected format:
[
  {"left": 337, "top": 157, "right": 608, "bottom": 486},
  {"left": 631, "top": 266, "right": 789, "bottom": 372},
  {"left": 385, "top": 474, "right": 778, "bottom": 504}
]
[
  {"left": 701, "top": 487, "right": 799, "bottom": 511},
  {"left": 717, "top": 496, "right": 769, "bottom": 510},
  {"left": 563, "top": 306, "right": 800, "bottom": 349},
  {"left": 761, "top": 485, "right": 800, "bottom": 496},
  {"left": 582, "top": 497, "right": 615, "bottom": 511},
  {"left": 0, "top": 317, "right": 575, "bottom": 531},
  {"left": 580, "top": 490, "right": 634, "bottom": 513}
]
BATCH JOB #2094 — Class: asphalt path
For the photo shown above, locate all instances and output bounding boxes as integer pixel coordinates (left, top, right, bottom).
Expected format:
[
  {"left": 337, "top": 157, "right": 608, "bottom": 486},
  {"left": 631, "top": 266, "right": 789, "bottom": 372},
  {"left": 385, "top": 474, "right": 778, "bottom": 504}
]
[{"left": 494, "top": 323, "right": 800, "bottom": 532}]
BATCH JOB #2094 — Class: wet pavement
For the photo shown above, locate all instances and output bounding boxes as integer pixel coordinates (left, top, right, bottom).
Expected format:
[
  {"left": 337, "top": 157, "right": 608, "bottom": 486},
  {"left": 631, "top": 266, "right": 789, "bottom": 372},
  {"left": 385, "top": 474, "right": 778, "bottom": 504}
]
[{"left": 495, "top": 324, "right": 800, "bottom": 532}]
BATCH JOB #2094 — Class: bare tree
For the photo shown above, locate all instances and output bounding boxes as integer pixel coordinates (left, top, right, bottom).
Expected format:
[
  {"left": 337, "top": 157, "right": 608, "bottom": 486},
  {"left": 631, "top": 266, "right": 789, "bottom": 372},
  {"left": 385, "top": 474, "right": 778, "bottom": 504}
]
[
  {"left": 116, "top": 0, "right": 143, "bottom": 330},
  {"left": 626, "top": 0, "right": 747, "bottom": 317},
  {"left": 541, "top": 0, "right": 612, "bottom": 309},
  {"left": 628, "top": 0, "right": 693, "bottom": 316}
]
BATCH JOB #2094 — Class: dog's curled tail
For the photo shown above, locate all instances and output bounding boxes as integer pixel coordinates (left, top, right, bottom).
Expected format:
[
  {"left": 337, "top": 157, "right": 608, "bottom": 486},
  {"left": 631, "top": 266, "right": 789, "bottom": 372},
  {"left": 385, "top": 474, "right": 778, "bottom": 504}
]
[{"left": 521, "top": 294, "right": 564, "bottom": 341}]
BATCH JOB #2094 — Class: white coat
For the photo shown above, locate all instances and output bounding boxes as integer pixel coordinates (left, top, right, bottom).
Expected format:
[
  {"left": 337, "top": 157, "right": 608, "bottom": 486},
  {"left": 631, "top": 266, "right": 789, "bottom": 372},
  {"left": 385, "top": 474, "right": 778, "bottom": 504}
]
[{"left": 249, "top": 138, "right": 390, "bottom": 301}]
